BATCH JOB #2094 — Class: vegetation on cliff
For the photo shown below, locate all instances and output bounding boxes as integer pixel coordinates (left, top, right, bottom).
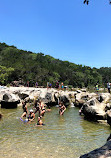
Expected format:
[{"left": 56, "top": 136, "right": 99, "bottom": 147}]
[{"left": 0, "top": 42, "right": 110, "bottom": 87}]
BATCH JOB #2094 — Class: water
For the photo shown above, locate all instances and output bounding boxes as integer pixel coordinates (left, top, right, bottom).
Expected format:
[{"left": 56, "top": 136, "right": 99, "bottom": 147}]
[{"left": 0, "top": 106, "right": 110, "bottom": 158}]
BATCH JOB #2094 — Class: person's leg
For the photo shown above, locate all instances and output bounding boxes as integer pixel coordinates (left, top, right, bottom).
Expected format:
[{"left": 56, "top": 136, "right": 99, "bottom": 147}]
[{"left": 21, "top": 112, "right": 26, "bottom": 118}]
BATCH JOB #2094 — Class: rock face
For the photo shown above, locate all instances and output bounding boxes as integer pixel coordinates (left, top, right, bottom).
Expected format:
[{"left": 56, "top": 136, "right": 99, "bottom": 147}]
[
  {"left": 0, "top": 87, "right": 75, "bottom": 108},
  {"left": 1, "top": 86, "right": 111, "bottom": 126},
  {"left": 76, "top": 92, "right": 111, "bottom": 125},
  {"left": 81, "top": 98, "right": 107, "bottom": 121},
  {"left": 74, "top": 92, "right": 97, "bottom": 108},
  {"left": 0, "top": 93, "right": 20, "bottom": 108},
  {"left": 106, "top": 110, "right": 111, "bottom": 126},
  {"left": 79, "top": 135, "right": 111, "bottom": 158}
]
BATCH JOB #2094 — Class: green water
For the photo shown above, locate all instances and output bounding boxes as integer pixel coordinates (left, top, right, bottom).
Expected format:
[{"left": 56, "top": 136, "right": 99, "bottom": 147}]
[{"left": 0, "top": 106, "right": 110, "bottom": 158}]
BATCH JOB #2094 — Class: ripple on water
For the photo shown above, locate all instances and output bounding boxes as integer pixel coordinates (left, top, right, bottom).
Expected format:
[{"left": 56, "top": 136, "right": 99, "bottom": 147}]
[{"left": 0, "top": 107, "right": 111, "bottom": 158}]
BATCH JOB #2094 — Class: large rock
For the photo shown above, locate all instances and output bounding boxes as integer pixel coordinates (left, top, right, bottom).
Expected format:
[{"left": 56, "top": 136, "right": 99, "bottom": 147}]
[
  {"left": 0, "top": 93, "right": 20, "bottom": 108},
  {"left": 107, "top": 110, "right": 111, "bottom": 126},
  {"left": 81, "top": 98, "right": 107, "bottom": 121},
  {"left": 74, "top": 92, "right": 93, "bottom": 108},
  {"left": 98, "top": 93, "right": 111, "bottom": 104},
  {"left": 79, "top": 135, "right": 111, "bottom": 158}
]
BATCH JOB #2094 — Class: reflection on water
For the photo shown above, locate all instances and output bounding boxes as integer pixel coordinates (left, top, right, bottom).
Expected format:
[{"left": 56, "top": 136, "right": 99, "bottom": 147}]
[{"left": 0, "top": 106, "right": 110, "bottom": 158}]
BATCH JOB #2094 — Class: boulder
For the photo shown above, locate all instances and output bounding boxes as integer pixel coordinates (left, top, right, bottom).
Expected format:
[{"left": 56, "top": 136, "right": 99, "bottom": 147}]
[
  {"left": 0, "top": 93, "right": 20, "bottom": 108},
  {"left": 107, "top": 110, "right": 111, "bottom": 126},
  {"left": 59, "top": 95, "right": 70, "bottom": 107},
  {"left": 74, "top": 92, "right": 90, "bottom": 108},
  {"left": 98, "top": 93, "right": 111, "bottom": 104},
  {"left": 81, "top": 98, "right": 107, "bottom": 121},
  {"left": 79, "top": 135, "right": 111, "bottom": 158}
]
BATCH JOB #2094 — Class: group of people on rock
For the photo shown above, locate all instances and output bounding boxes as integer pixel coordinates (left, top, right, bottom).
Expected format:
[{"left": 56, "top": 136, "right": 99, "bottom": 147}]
[
  {"left": 95, "top": 82, "right": 111, "bottom": 94},
  {"left": 20, "top": 98, "right": 66, "bottom": 126},
  {"left": 47, "top": 81, "right": 64, "bottom": 90}
]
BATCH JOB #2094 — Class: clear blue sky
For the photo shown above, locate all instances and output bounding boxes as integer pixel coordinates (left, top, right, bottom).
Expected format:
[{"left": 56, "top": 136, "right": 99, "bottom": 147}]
[{"left": 0, "top": 0, "right": 111, "bottom": 68}]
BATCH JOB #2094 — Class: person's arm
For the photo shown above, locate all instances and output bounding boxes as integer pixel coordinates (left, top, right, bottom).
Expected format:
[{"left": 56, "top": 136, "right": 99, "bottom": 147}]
[{"left": 64, "top": 106, "right": 66, "bottom": 111}]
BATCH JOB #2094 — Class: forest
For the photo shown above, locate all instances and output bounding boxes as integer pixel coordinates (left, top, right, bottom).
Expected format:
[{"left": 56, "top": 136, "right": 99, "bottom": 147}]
[{"left": 0, "top": 42, "right": 110, "bottom": 88}]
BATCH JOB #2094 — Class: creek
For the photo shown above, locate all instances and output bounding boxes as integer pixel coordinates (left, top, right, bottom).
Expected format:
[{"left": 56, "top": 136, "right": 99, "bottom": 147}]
[{"left": 0, "top": 106, "right": 110, "bottom": 158}]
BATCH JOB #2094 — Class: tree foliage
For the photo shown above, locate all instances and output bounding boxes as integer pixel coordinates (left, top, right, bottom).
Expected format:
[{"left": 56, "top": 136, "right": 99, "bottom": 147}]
[
  {"left": 0, "top": 42, "right": 110, "bottom": 88},
  {"left": 0, "top": 65, "right": 14, "bottom": 84}
]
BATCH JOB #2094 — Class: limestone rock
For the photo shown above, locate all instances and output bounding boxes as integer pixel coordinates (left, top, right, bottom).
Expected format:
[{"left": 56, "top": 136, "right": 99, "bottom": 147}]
[
  {"left": 79, "top": 136, "right": 111, "bottom": 158},
  {"left": 81, "top": 98, "right": 107, "bottom": 121}
]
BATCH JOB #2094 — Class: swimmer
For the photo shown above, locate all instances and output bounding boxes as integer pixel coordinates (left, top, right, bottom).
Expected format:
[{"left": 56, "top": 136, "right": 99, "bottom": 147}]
[
  {"left": 38, "top": 99, "right": 46, "bottom": 117},
  {"left": 27, "top": 109, "right": 35, "bottom": 122},
  {"left": 21, "top": 101, "right": 28, "bottom": 118},
  {"left": 36, "top": 117, "right": 44, "bottom": 126},
  {"left": 45, "top": 105, "right": 51, "bottom": 112},
  {"left": 33, "top": 100, "right": 39, "bottom": 114},
  {"left": 59, "top": 102, "right": 66, "bottom": 115}
]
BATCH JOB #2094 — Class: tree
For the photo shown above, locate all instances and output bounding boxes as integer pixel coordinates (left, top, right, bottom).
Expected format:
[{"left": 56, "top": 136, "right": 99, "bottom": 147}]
[
  {"left": 83, "top": 0, "right": 111, "bottom": 5},
  {"left": 0, "top": 65, "right": 14, "bottom": 85}
]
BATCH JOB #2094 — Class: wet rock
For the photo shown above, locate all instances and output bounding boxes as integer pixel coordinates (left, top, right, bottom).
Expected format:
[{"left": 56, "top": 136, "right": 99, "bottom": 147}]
[
  {"left": 79, "top": 135, "right": 111, "bottom": 158},
  {"left": 59, "top": 95, "right": 70, "bottom": 107}
]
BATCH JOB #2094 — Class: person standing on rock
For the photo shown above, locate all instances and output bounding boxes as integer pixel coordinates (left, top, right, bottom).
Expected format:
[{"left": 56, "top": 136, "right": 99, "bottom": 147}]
[
  {"left": 95, "top": 83, "right": 99, "bottom": 94},
  {"left": 107, "top": 82, "right": 111, "bottom": 93},
  {"left": 61, "top": 82, "right": 64, "bottom": 90},
  {"left": 35, "top": 82, "right": 38, "bottom": 88},
  {"left": 55, "top": 81, "right": 60, "bottom": 90}
]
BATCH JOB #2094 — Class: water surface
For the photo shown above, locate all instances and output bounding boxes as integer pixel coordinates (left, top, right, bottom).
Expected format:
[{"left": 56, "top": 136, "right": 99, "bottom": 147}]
[{"left": 0, "top": 106, "right": 110, "bottom": 158}]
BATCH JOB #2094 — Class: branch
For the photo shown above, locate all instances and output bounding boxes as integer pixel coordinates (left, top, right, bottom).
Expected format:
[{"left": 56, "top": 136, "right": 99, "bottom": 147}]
[{"left": 83, "top": 0, "right": 111, "bottom": 5}]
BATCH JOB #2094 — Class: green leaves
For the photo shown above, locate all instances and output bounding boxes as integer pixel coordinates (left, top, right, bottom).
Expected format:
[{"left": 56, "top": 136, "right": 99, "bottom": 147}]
[
  {"left": 0, "top": 65, "right": 14, "bottom": 84},
  {"left": 0, "top": 42, "right": 108, "bottom": 88}
]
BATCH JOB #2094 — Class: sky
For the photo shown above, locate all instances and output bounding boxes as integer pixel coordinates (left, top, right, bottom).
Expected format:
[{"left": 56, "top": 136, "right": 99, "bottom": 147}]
[{"left": 0, "top": 0, "right": 111, "bottom": 68}]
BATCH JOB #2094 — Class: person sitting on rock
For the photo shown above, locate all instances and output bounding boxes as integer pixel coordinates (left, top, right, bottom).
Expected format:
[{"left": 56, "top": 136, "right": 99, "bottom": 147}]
[{"left": 21, "top": 101, "right": 28, "bottom": 118}]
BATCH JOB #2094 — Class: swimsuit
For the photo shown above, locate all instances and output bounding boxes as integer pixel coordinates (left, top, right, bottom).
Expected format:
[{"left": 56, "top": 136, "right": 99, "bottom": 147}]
[{"left": 28, "top": 114, "right": 34, "bottom": 121}]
